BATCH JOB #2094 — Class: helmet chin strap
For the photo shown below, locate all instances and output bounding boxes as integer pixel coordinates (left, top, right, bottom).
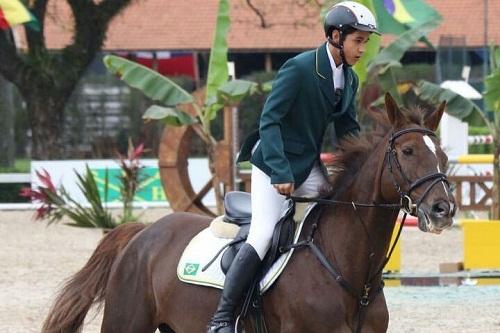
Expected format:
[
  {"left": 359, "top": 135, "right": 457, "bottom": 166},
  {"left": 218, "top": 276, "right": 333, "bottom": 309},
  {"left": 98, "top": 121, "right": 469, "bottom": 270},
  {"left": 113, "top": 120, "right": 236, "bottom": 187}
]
[{"left": 328, "top": 32, "right": 350, "bottom": 67}]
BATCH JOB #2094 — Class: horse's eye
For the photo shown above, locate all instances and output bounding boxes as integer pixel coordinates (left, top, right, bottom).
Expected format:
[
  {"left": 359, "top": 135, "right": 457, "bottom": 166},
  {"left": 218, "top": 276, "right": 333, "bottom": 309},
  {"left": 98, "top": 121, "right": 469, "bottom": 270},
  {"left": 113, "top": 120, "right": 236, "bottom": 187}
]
[{"left": 402, "top": 147, "right": 413, "bottom": 156}]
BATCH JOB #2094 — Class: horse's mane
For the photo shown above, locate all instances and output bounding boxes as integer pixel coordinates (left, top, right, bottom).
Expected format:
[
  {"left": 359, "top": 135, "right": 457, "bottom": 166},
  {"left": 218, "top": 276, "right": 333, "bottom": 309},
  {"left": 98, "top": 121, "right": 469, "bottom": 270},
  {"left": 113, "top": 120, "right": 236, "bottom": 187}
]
[{"left": 327, "top": 106, "right": 427, "bottom": 198}]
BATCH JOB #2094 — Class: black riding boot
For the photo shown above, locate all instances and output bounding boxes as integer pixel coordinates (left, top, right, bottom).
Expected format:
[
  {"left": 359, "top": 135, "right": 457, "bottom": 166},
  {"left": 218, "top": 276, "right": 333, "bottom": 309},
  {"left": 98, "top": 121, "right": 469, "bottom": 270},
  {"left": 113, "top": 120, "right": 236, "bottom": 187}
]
[{"left": 207, "top": 243, "right": 261, "bottom": 333}]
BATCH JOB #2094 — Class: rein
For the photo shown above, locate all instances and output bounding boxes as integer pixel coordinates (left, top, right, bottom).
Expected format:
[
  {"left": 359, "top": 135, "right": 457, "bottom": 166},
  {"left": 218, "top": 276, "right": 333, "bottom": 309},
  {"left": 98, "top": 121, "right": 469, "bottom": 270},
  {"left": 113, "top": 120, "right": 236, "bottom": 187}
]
[{"left": 284, "top": 127, "right": 450, "bottom": 333}]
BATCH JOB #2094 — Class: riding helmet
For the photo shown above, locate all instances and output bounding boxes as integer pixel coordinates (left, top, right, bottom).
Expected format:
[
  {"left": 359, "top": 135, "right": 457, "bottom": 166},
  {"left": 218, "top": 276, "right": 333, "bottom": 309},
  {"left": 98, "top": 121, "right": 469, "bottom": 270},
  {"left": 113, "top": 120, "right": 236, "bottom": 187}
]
[{"left": 324, "top": 1, "right": 380, "bottom": 38}]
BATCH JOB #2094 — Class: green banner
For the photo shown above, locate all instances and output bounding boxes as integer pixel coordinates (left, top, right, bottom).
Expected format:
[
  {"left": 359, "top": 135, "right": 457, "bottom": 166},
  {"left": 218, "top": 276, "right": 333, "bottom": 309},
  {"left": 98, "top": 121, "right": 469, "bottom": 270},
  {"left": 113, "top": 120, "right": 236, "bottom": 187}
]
[{"left": 93, "top": 167, "right": 166, "bottom": 202}]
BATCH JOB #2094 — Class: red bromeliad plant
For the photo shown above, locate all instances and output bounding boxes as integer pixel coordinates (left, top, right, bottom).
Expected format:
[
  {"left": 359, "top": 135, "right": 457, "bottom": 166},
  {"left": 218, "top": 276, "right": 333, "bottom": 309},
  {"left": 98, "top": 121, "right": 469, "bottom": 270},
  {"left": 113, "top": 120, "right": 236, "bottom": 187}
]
[
  {"left": 116, "top": 140, "right": 146, "bottom": 223},
  {"left": 19, "top": 141, "right": 148, "bottom": 228},
  {"left": 19, "top": 169, "right": 58, "bottom": 220},
  {"left": 20, "top": 167, "right": 116, "bottom": 228}
]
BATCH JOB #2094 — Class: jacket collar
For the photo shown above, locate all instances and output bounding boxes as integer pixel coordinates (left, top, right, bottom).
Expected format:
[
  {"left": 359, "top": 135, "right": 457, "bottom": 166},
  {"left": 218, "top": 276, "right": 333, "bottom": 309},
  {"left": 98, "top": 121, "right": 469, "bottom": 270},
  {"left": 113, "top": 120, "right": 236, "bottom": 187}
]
[{"left": 315, "top": 42, "right": 353, "bottom": 111}]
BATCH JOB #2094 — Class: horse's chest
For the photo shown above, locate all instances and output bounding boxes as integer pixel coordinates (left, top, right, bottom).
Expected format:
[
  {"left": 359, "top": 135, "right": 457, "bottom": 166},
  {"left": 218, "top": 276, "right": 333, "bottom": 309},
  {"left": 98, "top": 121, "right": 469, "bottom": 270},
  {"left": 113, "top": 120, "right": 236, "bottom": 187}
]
[{"left": 266, "top": 270, "right": 354, "bottom": 331}]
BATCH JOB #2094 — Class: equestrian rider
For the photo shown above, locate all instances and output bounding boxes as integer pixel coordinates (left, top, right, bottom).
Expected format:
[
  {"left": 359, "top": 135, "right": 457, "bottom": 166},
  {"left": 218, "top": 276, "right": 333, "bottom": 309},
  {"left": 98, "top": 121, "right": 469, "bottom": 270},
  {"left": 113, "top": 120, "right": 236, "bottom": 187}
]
[{"left": 207, "top": 2, "right": 380, "bottom": 332}]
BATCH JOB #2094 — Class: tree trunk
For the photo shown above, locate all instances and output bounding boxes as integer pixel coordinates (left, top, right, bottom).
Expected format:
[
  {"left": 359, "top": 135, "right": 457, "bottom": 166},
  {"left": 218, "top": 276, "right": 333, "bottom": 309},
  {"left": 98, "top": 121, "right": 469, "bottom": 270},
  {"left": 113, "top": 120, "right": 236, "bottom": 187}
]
[
  {"left": 492, "top": 134, "right": 500, "bottom": 220},
  {"left": 27, "top": 93, "right": 66, "bottom": 160},
  {"left": 207, "top": 143, "right": 224, "bottom": 215},
  {"left": 0, "top": 75, "right": 15, "bottom": 167}
]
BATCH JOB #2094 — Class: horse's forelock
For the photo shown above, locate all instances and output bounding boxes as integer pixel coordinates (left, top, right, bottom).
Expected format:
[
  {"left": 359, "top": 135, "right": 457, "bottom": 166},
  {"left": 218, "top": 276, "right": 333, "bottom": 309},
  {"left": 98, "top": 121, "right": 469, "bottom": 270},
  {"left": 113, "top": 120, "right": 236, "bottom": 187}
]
[{"left": 326, "top": 106, "right": 428, "bottom": 195}]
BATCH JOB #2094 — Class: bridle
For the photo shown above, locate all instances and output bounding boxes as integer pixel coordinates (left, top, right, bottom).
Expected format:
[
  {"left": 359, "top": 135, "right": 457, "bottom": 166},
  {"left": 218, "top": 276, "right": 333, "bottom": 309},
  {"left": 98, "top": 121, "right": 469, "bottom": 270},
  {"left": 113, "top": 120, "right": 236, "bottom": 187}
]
[
  {"left": 285, "top": 127, "right": 453, "bottom": 333},
  {"left": 385, "top": 127, "right": 451, "bottom": 216}
]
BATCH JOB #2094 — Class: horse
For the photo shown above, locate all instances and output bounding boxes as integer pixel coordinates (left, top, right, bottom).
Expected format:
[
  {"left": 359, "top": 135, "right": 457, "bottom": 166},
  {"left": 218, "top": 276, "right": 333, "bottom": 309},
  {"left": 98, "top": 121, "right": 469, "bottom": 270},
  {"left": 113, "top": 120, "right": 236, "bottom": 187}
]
[{"left": 42, "top": 93, "right": 456, "bottom": 333}]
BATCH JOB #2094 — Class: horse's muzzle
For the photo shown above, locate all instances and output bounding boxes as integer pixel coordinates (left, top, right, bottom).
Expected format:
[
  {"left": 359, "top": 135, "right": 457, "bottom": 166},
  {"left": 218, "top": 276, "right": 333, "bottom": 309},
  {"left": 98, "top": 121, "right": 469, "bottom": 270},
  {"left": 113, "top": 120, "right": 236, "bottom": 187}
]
[{"left": 417, "top": 200, "right": 455, "bottom": 234}]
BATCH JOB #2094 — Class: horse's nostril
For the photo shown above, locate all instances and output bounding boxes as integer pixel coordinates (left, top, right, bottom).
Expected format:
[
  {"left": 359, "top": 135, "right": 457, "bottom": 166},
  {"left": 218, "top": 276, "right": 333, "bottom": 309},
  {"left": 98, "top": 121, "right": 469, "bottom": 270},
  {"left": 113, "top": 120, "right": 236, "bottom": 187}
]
[{"left": 431, "top": 201, "right": 450, "bottom": 216}]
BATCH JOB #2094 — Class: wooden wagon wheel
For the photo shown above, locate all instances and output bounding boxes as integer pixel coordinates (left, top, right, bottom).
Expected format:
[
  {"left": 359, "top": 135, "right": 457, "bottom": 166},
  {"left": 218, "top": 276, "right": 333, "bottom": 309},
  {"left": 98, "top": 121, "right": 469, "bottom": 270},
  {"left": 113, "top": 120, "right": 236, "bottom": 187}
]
[{"left": 158, "top": 106, "right": 235, "bottom": 217}]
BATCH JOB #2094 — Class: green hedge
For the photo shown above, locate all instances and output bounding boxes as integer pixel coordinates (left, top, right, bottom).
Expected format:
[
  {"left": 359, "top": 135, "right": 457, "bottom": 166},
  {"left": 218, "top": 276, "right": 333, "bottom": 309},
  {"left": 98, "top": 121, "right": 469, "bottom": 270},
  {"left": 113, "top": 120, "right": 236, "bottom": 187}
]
[
  {"left": 0, "top": 183, "right": 30, "bottom": 203},
  {"left": 469, "top": 126, "right": 493, "bottom": 154}
]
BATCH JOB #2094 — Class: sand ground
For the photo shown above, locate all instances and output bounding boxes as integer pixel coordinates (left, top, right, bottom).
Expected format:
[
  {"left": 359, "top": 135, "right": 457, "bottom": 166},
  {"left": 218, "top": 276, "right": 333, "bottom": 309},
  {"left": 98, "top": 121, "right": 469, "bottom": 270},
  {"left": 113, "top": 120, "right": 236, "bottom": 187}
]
[{"left": 0, "top": 209, "right": 499, "bottom": 333}]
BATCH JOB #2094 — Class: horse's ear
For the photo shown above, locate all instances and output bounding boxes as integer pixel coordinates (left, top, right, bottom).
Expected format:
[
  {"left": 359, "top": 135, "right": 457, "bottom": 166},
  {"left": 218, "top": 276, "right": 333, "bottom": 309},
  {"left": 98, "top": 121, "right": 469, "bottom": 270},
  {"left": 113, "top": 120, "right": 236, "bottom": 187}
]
[
  {"left": 384, "top": 93, "right": 403, "bottom": 127},
  {"left": 425, "top": 101, "right": 446, "bottom": 131}
]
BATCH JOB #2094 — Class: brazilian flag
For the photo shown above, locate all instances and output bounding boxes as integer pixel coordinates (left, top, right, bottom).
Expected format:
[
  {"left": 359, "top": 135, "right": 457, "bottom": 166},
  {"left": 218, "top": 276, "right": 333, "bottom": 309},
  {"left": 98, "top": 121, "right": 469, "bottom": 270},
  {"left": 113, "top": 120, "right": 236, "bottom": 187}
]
[{"left": 372, "top": 0, "right": 441, "bottom": 35}]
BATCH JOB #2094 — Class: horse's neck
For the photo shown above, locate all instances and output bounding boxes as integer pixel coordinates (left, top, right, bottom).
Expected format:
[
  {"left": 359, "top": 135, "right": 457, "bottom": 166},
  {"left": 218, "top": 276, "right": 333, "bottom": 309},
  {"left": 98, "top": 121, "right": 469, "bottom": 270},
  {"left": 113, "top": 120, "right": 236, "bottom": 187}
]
[{"left": 318, "top": 142, "right": 399, "bottom": 289}]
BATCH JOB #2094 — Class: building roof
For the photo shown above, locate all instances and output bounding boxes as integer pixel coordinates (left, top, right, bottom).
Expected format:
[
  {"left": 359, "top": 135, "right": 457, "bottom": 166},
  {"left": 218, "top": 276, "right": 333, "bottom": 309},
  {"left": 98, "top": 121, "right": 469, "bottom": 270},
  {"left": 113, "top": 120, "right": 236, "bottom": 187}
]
[{"left": 25, "top": 0, "right": 500, "bottom": 51}]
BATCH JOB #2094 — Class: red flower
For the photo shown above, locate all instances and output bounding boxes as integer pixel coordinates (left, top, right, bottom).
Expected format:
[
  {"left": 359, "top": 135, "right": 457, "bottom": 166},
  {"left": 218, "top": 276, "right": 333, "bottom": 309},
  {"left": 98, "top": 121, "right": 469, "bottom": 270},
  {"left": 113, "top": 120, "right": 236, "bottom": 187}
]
[
  {"left": 35, "top": 205, "right": 52, "bottom": 220},
  {"left": 19, "top": 187, "right": 48, "bottom": 202},
  {"left": 131, "top": 143, "right": 144, "bottom": 160},
  {"left": 19, "top": 187, "right": 34, "bottom": 199},
  {"left": 35, "top": 169, "right": 56, "bottom": 193}
]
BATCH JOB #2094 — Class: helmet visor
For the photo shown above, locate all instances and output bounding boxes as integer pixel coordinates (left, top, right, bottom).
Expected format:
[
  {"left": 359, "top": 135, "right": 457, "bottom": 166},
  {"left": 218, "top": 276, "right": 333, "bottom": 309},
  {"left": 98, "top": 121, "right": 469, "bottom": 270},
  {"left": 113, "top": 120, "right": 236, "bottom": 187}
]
[{"left": 351, "top": 23, "right": 380, "bottom": 35}]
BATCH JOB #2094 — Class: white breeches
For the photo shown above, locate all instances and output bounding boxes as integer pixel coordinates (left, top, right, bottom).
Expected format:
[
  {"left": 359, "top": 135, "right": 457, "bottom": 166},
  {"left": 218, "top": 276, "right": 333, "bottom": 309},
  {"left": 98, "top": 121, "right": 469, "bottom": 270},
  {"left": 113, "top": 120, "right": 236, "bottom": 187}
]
[{"left": 246, "top": 164, "right": 328, "bottom": 260}]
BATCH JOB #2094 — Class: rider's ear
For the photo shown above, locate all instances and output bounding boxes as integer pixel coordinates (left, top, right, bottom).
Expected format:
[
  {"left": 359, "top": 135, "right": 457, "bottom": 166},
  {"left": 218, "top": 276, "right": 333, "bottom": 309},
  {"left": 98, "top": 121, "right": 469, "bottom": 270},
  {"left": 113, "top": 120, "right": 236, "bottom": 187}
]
[
  {"left": 384, "top": 93, "right": 404, "bottom": 127},
  {"left": 425, "top": 101, "right": 446, "bottom": 132}
]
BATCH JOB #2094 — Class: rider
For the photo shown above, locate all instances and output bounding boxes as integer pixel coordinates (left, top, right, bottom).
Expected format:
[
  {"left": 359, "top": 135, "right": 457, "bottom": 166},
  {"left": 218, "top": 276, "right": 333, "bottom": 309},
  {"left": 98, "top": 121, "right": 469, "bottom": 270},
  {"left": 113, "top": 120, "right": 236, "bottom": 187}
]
[{"left": 207, "top": 2, "right": 380, "bottom": 332}]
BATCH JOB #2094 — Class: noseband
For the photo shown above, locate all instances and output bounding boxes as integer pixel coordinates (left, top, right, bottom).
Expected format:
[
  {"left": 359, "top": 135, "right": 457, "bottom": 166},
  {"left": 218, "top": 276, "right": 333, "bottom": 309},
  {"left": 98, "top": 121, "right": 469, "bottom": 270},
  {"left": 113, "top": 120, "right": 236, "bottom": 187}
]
[{"left": 385, "top": 128, "right": 450, "bottom": 216}]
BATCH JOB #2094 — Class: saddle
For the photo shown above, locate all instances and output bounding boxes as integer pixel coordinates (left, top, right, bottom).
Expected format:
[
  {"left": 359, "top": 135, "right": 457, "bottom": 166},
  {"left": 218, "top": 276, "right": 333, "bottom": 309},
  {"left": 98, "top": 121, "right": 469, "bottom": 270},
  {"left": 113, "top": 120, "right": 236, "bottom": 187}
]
[
  {"left": 177, "top": 192, "right": 315, "bottom": 292},
  {"left": 218, "top": 191, "right": 296, "bottom": 275}
]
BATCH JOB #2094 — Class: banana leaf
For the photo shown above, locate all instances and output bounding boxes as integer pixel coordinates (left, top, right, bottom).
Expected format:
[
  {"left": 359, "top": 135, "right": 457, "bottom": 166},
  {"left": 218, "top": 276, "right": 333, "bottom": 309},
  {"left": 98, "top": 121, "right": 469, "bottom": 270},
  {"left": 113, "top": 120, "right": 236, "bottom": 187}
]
[
  {"left": 143, "top": 105, "right": 196, "bottom": 126},
  {"left": 417, "top": 80, "right": 488, "bottom": 127},
  {"left": 205, "top": 0, "right": 230, "bottom": 106},
  {"left": 490, "top": 44, "right": 500, "bottom": 70},
  {"left": 217, "top": 79, "right": 258, "bottom": 105},
  {"left": 103, "top": 55, "right": 193, "bottom": 106},
  {"left": 484, "top": 68, "right": 500, "bottom": 128},
  {"left": 368, "top": 18, "right": 441, "bottom": 70}
]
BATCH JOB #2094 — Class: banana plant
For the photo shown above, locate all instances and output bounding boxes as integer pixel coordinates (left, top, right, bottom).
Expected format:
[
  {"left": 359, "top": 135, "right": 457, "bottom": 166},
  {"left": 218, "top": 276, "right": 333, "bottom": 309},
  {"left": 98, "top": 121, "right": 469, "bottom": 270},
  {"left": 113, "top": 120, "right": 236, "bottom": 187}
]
[
  {"left": 366, "top": 17, "right": 442, "bottom": 106},
  {"left": 416, "top": 45, "right": 500, "bottom": 219},
  {"left": 104, "top": 0, "right": 262, "bottom": 213}
]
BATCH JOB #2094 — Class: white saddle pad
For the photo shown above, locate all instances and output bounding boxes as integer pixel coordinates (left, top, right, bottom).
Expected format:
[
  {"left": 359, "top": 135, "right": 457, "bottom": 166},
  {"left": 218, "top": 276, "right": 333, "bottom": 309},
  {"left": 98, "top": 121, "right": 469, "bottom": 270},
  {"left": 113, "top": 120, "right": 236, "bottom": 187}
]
[{"left": 177, "top": 202, "right": 317, "bottom": 293}]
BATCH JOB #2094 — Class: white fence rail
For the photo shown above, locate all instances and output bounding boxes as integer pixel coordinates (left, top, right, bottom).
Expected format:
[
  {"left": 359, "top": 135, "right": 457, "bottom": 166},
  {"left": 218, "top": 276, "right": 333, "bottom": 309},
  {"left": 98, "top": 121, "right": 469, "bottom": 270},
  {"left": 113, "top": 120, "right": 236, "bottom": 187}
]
[{"left": 0, "top": 173, "right": 30, "bottom": 183}]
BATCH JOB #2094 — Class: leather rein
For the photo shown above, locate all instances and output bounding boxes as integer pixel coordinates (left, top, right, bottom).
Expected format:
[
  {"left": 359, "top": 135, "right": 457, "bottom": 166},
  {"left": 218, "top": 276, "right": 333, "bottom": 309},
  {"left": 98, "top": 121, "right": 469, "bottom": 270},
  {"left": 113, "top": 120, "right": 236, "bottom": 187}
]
[{"left": 286, "top": 127, "right": 451, "bottom": 333}]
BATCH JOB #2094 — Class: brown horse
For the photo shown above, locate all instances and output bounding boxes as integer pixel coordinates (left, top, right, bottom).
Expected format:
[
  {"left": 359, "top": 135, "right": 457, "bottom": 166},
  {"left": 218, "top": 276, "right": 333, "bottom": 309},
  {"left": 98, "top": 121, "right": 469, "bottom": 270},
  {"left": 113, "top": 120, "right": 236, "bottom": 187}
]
[{"left": 42, "top": 94, "right": 456, "bottom": 333}]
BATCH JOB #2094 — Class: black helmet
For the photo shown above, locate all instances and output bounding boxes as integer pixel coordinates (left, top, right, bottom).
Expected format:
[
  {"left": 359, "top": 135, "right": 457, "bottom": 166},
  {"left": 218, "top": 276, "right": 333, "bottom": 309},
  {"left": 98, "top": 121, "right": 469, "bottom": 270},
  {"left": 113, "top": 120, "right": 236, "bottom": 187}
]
[{"left": 324, "top": 1, "right": 380, "bottom": 39}]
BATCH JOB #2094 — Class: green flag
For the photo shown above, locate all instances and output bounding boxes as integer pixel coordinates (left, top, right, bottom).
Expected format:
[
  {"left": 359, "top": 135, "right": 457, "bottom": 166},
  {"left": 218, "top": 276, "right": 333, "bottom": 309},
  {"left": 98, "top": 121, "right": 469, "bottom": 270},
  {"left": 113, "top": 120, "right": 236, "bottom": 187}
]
[{"left": 372, "top": 0, "right": 441, "bottom": 35}]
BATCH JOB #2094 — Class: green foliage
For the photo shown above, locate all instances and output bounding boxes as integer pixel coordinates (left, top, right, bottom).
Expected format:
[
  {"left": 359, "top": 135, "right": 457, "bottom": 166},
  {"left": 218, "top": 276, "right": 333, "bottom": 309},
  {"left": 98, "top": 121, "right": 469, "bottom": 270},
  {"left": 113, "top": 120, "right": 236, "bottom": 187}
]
[
  {"left": 103, "top": 55, "right": 195, "bottom": 107},
  {"left": 470, "top": 126, "right": 492, "bottom": 135},
  {"left": 103, "top": 0, "right": 261, "bottom": 141},
  {"left": 469, "top": 144, "right": 494, "bottom": 154},
  {"left": 143, "top": 105, "right": 197, "bottom": 126},
  {"left": 367, "top": 18, "right": 442, "bottom": 106},
  {"left": 0, "top": 159, "right": 30, "bottom": 173},
  {"left": 391, "top": 64, "right": 435, "bottom": 82},
  {"left": 352, "top": 0, "right": 380, "bottom": 85},
  {"left": 0, "top": 183, "right": 30, "bottom": 203},
  {"left": 20, "top": 145, "right": 147, "bottom": 229},
  {"left": 217, "top": 80, "right": 258, "bottom": 105},
  {"left": 417, "top": 45, "right": 500, "bottom": 135},
  {"left": 417, "top": 81, "right": 481, "bottom": 120},
  {"left": 484, "top": 68, "right": 500, "bottom": 124},
  {"left": 368, "top": 19, "right": 441, "bottom": 70},
  {"left": 205, "top": 0, "right": 230, "bottom": 107},
  {"left": 24, "top": 166, "right": 117, "bottom": 228},
  {"left": 237, "top": 71, "right": 275, "bottom": 137},
  {"left": 469, "top": 127, "right": 494, "bottom": 154}
]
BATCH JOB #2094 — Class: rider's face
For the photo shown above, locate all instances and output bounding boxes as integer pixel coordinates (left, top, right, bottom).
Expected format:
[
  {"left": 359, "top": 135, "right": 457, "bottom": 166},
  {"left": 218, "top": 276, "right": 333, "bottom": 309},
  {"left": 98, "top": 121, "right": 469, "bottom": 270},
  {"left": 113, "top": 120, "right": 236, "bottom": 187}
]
[{"left": 342, "top": 31, "right": 371, "bottom": 66}]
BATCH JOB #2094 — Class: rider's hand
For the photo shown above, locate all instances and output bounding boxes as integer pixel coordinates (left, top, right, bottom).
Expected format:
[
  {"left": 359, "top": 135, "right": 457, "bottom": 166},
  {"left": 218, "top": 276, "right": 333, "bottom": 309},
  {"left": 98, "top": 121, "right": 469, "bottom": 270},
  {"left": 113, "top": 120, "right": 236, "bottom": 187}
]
[{"left": 273, "top": 183, "right": 294, "bottom": 196}]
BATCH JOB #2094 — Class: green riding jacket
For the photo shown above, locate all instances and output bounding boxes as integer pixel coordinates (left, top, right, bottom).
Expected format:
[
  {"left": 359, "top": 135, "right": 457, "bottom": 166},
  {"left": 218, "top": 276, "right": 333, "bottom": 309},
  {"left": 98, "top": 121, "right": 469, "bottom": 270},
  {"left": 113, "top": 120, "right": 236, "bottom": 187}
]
[{"left": 237, "top": 42, "right": 360, "bottom": 187}]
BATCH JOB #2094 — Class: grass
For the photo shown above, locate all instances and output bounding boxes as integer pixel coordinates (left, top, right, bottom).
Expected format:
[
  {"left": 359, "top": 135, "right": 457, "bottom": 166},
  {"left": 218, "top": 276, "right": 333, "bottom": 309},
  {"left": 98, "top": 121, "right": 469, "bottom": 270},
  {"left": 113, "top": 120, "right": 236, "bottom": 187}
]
[{"left": 0, "top": 159, "right": 31, "bottom": 173}]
